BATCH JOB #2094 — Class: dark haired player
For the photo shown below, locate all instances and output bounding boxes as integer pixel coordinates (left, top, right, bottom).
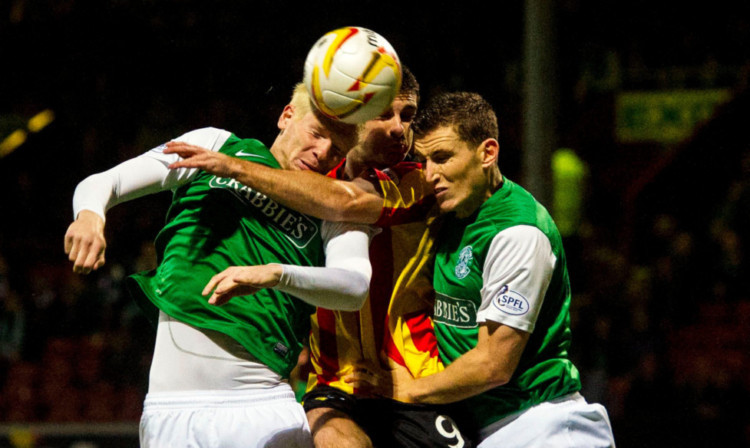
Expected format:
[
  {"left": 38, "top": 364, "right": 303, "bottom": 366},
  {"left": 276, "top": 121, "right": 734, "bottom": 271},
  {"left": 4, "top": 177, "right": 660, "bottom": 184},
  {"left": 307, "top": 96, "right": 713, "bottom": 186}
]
[{"left": 349, "top": 92, "right": 616, "bottom": 447}]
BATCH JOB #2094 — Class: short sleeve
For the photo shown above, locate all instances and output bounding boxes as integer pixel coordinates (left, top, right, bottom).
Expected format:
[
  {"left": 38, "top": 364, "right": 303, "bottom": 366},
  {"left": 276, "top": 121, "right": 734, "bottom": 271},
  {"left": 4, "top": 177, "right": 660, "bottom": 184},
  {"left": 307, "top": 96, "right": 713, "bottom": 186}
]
[{"left": 477, "top": 225, "right": 556, "bottom": 333}]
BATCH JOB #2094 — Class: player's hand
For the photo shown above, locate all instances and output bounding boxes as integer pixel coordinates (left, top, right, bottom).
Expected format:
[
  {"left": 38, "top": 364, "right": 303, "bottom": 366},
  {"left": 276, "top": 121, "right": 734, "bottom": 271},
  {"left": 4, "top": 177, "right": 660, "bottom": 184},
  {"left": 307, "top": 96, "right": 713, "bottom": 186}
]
[
  {"left": 64, "top": 210, "right": 106, "bottom": 274},
  {"left": 344, "top": 362, "right": 415, "bottom": 402},
  {"left": 164, "top": 141, "right": 240, "bottom": 178},
  {"left": 203, "top": 264, "right": 283, "bottom": 306}
]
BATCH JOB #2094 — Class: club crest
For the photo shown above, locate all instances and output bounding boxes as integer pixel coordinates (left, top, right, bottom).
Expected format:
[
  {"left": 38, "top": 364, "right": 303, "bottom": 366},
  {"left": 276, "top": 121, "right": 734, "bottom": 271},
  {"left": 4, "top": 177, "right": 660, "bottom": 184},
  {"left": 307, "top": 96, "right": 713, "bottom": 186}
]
[{"left": 454, "top": 245, "right": 473, "bottom": 279}]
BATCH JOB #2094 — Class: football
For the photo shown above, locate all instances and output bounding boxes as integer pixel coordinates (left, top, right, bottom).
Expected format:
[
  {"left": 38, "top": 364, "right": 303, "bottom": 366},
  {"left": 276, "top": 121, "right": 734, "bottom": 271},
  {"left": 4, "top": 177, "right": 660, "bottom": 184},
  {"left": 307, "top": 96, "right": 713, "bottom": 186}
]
[{"left": 303, "top": 26, "right": 402, "bottom": 124}]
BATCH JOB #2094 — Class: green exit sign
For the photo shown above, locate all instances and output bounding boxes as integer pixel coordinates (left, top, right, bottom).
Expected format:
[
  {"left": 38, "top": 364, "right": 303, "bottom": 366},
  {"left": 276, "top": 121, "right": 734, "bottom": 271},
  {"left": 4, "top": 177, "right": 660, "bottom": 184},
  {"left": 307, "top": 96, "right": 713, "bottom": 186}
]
[{"left": 616, "top": 89, "right": 731, "bottom": 144}]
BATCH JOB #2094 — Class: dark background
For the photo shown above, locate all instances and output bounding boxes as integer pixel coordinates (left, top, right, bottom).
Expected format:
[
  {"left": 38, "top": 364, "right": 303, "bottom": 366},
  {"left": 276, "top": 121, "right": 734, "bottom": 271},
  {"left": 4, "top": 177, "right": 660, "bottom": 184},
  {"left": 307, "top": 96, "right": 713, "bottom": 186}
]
[{"left": 2, "top": 1, "right": 750, "bottom": 446}]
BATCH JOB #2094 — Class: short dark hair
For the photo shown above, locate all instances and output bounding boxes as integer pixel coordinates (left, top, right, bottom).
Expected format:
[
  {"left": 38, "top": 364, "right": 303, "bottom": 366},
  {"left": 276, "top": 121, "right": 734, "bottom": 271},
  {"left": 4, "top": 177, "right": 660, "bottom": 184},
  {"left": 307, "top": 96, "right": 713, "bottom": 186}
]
[
  {"left": 413, "top": 92, "right": 498, "bottom": 148},
  {"left": 399, "top": 66, "right": 420, "bottom": 103}
]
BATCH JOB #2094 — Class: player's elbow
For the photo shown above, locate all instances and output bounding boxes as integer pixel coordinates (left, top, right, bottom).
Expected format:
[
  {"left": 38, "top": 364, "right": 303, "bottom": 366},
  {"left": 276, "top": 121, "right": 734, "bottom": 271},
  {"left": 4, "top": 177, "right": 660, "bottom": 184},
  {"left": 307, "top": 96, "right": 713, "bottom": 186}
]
[
  {"left": 324, "top": 186, "right": 381, "bottom": 224},
  {"left": 338, "top": 271, "right": 370, "bottom": 311},
  {"left": 485, "top": 367, "right": 514, "bottom": 388},
  {"left": 478, "top": 355, "right": 516, "bottom": 388},
  {"left": 338, "top": 200, "right": 380, "bottom": 224}
]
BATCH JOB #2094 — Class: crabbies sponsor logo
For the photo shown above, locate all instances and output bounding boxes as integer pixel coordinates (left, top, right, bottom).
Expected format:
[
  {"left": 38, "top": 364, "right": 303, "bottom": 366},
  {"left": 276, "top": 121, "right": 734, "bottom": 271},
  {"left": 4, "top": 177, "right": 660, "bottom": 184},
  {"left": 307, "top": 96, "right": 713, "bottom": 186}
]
[
  {"left": 433, "top": 292, "right": 477, "bottom": 329},
  {"left": 492, "top": 285, "right": 530, "bottom": 316},
  {"left": 454, "top": 246, "right": 473, "bottom": 279},
  {"left": 209, "top": 176, "right": 319, "bottom": 248}
]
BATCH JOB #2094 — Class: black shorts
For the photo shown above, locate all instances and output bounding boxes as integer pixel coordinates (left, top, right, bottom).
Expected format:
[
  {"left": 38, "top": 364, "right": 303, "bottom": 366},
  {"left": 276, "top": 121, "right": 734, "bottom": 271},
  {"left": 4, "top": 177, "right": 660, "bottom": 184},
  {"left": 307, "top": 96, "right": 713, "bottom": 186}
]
[{"left": 303, "top": 385, "right": 475, "bottom": 448}]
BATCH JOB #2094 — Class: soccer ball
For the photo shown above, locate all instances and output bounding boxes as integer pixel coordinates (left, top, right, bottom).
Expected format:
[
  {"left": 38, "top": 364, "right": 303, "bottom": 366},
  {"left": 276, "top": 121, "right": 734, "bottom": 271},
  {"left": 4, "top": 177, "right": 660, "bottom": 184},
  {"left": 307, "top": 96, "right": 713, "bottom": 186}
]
[{"left": 303, "top": 26, "right": 402, "bottom": 124}]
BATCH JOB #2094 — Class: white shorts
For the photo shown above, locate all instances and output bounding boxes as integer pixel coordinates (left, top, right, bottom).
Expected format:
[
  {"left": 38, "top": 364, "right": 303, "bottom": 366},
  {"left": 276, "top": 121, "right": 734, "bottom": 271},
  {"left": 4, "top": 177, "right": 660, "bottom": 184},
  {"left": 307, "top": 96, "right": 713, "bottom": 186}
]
[
  {"left": 477, "top": 393, "right": 615, "bottom": 448},
  {"left": 140, "top": 387, "right": 313, "bottom": 448}
]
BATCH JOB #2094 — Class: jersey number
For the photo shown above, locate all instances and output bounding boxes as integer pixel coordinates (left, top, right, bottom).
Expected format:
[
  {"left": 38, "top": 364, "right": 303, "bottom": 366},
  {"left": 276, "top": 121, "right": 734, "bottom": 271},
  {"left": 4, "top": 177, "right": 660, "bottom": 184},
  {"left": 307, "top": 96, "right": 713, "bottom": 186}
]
[{"left": 435, "top": 415, "right": 465, "bottom": 448}]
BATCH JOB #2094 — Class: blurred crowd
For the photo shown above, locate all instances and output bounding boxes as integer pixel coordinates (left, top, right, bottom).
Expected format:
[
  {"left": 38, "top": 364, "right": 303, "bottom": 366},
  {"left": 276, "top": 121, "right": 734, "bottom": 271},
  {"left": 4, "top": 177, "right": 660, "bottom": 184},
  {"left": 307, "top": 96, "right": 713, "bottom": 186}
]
[{"left": 0, "top": 247, "right": 153, "bottom": 423}]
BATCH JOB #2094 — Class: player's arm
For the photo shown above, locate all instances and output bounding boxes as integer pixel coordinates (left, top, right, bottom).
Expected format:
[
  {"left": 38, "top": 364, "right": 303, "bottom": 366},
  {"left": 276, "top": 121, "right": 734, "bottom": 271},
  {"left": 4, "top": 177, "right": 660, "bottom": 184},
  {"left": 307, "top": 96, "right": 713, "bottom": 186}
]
[
  {"left": 385, "top": 321, "right": 530, "bottom": 404},
  {"left": 64, "top": 128, "right": 231, "bottom": 274},
  {"left": 165, "top": 142, "right": 385, "bottom": 224},
  {"left": 349, "top": 320, "right": 529, "bottom": 404},
  {"left": 351, "top": 225, "right": 555, "bottom": 404},
  {"left": 203, "top": 221, "right": 376, "bottom": 310}
]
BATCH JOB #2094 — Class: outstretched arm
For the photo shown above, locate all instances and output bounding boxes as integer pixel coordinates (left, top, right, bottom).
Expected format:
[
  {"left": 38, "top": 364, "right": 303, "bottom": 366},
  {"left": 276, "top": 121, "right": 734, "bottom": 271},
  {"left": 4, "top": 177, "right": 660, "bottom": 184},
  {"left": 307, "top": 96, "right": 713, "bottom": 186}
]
[
  {"left": 64, "top": 153, "right": 177, "bottom": 274},
  {"left": 64, "top": 127, "right": 232, "bottom": 274},
  {"left": 202, "top": 222, "right": 375, "bottom": 310},
  {"left": 165, "top": 142, "right": 384, "bottom": 224}
]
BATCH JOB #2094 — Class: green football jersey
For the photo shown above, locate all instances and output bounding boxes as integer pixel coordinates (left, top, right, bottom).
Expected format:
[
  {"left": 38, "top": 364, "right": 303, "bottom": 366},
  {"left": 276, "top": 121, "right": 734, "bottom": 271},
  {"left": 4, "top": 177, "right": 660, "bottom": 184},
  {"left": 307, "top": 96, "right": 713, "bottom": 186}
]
[
  {"left": 432, "top": 179, "right": 581, "bottom": 429},
  {"left": 128, "top": 135, "right": 323, "bottom": 379}
]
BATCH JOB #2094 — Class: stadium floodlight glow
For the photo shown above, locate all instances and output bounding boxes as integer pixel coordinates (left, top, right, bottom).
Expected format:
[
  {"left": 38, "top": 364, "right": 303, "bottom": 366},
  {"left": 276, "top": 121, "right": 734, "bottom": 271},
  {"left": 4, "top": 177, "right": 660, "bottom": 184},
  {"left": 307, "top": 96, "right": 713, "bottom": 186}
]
[
  {"left": 28, "top": 109, "right": 55, "bottom": 133},
  {"left": 0, "top": 108, "right": 55, "bottom": 158},
  {"left": 0, "top": 129, "right": 27, "bottom": 158}
]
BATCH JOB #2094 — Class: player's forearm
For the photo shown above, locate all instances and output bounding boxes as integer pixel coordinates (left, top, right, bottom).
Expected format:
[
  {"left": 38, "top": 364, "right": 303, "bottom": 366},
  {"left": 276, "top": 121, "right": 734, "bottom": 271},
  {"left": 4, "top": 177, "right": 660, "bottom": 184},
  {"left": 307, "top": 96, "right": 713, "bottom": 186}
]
[
  {"left": 405, "top": 346, "right": 511, "bottom": 404},
  {"left": 404, "top": 323, "right": 528, "bottom": 404},
  {"left": 276, "top": 265, "right": 370, "bottom": 311},
  {"left": 229, "top": 161, "right": 383, "bottom": 224},
  {"left": 278, "top": 223, "right": 373, "bottom": 310},
  {"left": 73, "top": 172, "right": 118, "bottom": 220}
]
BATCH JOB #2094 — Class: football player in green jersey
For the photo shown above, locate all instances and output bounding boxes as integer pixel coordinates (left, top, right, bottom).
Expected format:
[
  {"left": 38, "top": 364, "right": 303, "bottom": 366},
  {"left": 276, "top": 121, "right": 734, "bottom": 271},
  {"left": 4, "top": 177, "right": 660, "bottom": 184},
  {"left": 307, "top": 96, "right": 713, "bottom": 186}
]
[
  {"left": 349, "top": 92, "right": 616, "bottom": 447},
  {"left": 64, "top": 84, "right": 376, "bottom": 448}
]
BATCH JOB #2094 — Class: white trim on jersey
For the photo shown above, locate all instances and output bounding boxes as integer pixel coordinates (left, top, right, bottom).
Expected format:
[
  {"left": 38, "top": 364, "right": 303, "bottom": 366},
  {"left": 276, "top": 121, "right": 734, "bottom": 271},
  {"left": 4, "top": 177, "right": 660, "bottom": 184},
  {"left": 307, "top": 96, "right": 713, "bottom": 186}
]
[{"left": 477, "top": 225, "right": 556, "bottom": 333}]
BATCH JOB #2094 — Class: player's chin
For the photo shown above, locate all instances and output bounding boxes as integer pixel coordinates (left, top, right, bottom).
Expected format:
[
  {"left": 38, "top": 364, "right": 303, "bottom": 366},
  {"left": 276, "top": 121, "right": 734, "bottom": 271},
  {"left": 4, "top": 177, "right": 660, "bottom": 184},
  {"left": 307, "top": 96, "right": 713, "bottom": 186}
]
[
  {"left": 293, "top": 159, "right": 318, "bottom": 172},
  {"left": 435, "top": 196, "right": 456, "bottom": 215},
  {"left": 384, "top": 150, "right": 406, "bottom": 166}
]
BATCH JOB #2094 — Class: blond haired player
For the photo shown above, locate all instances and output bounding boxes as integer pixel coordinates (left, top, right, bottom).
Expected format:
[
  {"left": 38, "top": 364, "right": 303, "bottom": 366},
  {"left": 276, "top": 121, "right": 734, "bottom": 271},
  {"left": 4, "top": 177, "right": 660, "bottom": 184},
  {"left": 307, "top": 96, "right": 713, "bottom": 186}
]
[
  {"left": 64, "top": 84, "right": 377, "bottom": 448},
  {"left": 167, "top": 68, "right": 473, "bottom": 447}
]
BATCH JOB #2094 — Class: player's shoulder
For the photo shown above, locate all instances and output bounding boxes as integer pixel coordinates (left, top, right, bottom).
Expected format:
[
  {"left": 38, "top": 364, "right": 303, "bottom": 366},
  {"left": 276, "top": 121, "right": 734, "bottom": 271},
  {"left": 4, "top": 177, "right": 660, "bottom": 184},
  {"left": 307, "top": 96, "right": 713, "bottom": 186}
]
[
  {"left": 176, "top": 127, "right": 233, "bottom": 150},
  {"left": 218, "top": 136, "right": 278, "bottom": 168},
  {"left": 492, "top": 224, "right": 549, "bottom": 247}
]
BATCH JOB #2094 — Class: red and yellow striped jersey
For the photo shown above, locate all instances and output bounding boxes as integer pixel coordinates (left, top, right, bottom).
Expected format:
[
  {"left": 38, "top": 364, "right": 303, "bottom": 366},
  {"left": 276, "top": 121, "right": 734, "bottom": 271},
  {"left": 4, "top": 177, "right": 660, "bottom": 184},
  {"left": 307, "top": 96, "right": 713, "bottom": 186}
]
[{"left": 306, "top": 161, "right": 441, "bottom": 396}]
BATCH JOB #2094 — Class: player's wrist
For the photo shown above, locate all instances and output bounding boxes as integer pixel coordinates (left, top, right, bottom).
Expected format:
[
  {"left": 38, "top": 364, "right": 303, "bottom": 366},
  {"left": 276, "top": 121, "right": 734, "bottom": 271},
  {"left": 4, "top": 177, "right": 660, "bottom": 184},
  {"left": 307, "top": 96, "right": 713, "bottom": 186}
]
[
  {"left": 76, "top": 209, "right": 106, "bottom": 228},
  {"left": 231, "top": 158, "right": 259, "bottom": 185},
  {"left": 266, "top": 263, "right": 284, "bottom": 288}
]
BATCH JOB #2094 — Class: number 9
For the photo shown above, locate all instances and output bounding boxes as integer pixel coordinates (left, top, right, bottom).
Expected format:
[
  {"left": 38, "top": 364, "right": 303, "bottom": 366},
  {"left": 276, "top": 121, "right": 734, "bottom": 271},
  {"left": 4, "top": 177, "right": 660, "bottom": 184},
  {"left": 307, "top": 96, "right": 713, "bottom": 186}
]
[{"left": 435, "top": 415, "right": 465, "bottom": 448}]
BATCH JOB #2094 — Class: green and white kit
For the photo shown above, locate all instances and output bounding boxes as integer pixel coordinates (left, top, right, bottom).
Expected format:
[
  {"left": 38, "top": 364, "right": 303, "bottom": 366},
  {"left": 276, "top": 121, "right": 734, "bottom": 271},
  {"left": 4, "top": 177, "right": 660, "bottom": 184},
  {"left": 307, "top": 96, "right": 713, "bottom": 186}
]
[
  {"left": 432, "top": 179, "right": 581, "bottom": 430},
  {"left": 73, "top": 127, "right": 373, "bottom": 379}
]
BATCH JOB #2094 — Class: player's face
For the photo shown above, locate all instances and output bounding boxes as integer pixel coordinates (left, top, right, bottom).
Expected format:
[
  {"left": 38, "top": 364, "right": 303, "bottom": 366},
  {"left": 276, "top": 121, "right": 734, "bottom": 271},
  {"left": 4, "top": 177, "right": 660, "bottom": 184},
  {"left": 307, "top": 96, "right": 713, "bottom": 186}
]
[
  {"left": 358, "top": 93, "right": 418, "bottom": 169},
  {"left": 276, "top": 107, "right": 353, "bottom": 173},
  {"left": 415, "top": 126, "right": 488, "bottom": 218}
]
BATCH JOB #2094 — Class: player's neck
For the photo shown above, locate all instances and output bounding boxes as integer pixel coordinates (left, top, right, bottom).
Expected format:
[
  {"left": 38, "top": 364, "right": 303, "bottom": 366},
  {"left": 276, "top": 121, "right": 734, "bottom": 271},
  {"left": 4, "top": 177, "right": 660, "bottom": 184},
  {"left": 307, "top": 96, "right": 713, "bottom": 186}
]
[
  {"left": 268, "top": 136, "right": 292, "bottom": 170},
  {"left": 344, "top": 152, "right": 368, "bottom": 180},
  {"left": 456, "top": 171, "right": 504, "bottom": 218},
  {"left": 489, "top": 169, "right": 503, "bottom": 192}
]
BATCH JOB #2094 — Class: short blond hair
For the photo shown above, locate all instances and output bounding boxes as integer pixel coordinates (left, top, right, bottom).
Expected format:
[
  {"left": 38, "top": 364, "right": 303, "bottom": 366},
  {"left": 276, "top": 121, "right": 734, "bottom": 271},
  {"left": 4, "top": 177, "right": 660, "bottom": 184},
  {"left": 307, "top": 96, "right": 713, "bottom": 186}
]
[
  {"left": 289, "top": 82, "right": 362, "bottom": 138},
  {"left": 289, "top": 83, "right": 313, "bottom": 119}
]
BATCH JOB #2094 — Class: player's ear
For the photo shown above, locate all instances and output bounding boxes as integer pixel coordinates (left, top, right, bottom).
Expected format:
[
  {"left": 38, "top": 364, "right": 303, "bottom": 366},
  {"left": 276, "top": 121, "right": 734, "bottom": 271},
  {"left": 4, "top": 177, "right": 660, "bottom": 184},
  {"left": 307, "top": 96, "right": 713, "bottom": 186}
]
[
  {"left": 278, "top": 105, "right": 295, "bottom": 131},
  {"left": 479, "top": 138, "right": 499, "bottom": 167}
]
